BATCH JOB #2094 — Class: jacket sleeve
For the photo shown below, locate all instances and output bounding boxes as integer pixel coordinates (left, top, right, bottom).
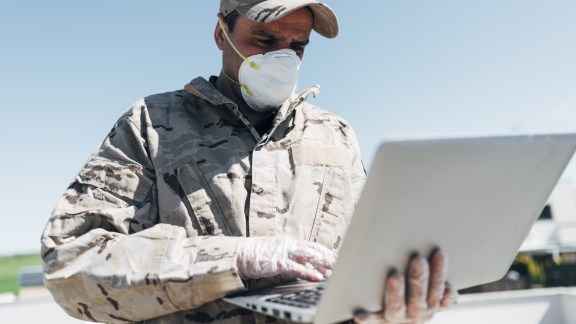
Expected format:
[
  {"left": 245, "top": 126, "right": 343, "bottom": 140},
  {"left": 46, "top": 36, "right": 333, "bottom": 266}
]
[
  {"left": 349, "top": 127, "right": 367, "bottom": 205},
  {"left": 41, "top": 103, "right": 245, "bottom": 323}
]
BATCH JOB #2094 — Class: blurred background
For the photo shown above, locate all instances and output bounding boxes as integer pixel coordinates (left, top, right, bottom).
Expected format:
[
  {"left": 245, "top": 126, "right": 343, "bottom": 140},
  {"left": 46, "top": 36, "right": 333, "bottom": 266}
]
[{"left": 1, "top": 1, "right": 576, "bottom": 322}]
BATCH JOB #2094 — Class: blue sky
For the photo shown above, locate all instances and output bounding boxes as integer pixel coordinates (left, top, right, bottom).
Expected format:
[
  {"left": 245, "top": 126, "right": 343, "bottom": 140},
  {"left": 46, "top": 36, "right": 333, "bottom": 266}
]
[{"left": 1, "top": 1, "right": 575, "bottom": 256}]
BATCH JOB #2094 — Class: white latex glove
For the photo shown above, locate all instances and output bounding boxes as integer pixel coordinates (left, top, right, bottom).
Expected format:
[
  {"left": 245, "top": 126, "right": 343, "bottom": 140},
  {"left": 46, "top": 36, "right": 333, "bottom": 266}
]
[
  {"left": 353, "top": 249, "right": 459, "bottom": 324},
  {"left": 236, "top": 235, "right": 337, "bottom": 281}
]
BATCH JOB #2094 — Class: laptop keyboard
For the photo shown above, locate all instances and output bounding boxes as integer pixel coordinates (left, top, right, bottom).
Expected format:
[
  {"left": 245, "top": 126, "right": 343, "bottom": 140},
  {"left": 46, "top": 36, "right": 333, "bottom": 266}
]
[{"left": 265, "top": 286, "right": 324, "bottom": 308}]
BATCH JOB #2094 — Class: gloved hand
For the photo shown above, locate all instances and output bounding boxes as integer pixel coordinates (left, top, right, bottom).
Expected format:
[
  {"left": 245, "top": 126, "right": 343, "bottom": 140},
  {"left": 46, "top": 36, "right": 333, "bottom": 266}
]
[
  {"left": 236, "top": 235, "right": 337, "bottom": 281},
  {"left": 353, "top": 249, "right": 459, "bottom": 324}
]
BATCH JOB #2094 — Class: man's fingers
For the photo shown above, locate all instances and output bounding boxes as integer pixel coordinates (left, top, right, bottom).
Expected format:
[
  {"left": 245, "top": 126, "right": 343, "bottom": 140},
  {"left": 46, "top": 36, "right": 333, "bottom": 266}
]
[
  {"left": 427, "top": 248, "right": 448, "bottom": 309},
  {"left": 440, "top": 282, "right": 459, "bottom": 309},
  {"left": 286, "top": 260, "right": 325, "bottom": 282},
  {"left": 301, "top": 241, "right": 337, "bottom": 266},
  {"left": 382, "top": 270, "right": 406, "bottom": 322},
  {"left": 406, "top": 254, "right": 429, "bottom": 318},
  {"left": 289, "top": 242, "right": 336, "bottom": 275},
  {"left": 354, "top": 250, "right": 456, "bottom": 323},
  {"left": 353, "top": 309, "right": 387, "bottom": 324}
]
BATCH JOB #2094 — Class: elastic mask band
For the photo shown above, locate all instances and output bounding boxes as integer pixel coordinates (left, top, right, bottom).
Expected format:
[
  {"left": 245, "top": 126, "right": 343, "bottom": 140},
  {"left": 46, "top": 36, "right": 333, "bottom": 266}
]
[
  {"left": 218, "top": 18, "right": 260, "bottom": 70},
  {"left": 223, "top": 70, "right": 254, "bottom": 96}
]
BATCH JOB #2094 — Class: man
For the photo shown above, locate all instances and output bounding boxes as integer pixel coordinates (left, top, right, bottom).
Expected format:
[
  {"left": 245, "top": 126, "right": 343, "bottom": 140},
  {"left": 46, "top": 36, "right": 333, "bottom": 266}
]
[{"left": 41, "top": 1, "right": 457, "bottom": 323}]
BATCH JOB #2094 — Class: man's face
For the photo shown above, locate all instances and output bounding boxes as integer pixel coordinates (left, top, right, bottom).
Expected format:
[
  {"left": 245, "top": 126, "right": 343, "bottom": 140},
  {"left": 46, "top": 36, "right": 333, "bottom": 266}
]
[{"left": 215, "top": 7, "right": 314, "bottom": 98}]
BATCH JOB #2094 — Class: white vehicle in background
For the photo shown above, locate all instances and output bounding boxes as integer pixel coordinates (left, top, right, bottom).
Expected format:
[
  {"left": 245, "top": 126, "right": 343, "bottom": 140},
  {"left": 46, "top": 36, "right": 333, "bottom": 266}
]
[{"left": 521, "top": 179, "right": 576, "bottom": 257}]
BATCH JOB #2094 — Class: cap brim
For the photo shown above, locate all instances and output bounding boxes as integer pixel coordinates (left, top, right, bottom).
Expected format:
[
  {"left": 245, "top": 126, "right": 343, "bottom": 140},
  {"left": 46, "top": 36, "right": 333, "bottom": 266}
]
[{"left": 236, "top": 0, "right": 339, "bottom": 38}]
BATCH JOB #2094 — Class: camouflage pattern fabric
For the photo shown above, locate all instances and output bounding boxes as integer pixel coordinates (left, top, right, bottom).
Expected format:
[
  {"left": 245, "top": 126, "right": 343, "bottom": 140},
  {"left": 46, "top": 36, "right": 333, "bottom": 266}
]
[{"left": 41, "top": 77, "right": 366, "bottom": 323}]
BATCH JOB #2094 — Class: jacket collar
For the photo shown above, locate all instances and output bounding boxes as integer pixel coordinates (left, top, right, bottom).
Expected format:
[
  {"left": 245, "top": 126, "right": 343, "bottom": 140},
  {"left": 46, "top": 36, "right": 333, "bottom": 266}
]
[{"left": 183, "top": 76, "right": 235, "bottom": 106}]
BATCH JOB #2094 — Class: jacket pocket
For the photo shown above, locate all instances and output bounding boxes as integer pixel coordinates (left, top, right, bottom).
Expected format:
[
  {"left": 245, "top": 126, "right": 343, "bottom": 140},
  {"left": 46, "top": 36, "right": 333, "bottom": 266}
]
[
  {"left": 308, "top": 166, "right": 350, "bottom": 250},
  {"left": 176, "top": 160, "right": 231, "bottom": 236},
  {"left": 79, "top": 156, "right": 153, "bottom": 203},
  {"left": 289, "top": 144, "right": 352, "bottom": 250}
]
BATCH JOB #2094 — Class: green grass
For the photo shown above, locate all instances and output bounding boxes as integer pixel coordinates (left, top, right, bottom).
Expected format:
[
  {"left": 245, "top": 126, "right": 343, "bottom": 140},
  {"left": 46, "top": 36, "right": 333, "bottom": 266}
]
[{"left": 0, "top": 253, "right": 42, "bottom": 295}]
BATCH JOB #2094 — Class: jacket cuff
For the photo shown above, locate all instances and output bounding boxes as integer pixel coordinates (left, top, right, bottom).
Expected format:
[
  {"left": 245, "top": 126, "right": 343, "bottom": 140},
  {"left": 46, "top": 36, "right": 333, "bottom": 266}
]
[{"left": 162, "top": 236, "right": 246, "bottom": 311}]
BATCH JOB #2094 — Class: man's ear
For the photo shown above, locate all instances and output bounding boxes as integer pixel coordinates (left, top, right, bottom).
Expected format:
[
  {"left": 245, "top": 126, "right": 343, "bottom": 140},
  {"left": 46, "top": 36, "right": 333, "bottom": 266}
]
[{"left": 214, "top": 13, "right": 225, "bottom": 51}]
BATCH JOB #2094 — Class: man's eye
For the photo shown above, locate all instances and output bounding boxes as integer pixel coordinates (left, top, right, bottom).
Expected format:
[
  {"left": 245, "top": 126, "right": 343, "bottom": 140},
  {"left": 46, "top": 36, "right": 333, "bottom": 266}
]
[{"left": 257, "top": 39, "right": 275, "bottom": 46}]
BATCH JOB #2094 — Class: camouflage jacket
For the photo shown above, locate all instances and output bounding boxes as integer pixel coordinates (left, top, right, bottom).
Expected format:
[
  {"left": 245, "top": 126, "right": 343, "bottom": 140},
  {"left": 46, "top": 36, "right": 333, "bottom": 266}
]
[{"left": 41, "top": 77, "right": 366, "bottom": 323}]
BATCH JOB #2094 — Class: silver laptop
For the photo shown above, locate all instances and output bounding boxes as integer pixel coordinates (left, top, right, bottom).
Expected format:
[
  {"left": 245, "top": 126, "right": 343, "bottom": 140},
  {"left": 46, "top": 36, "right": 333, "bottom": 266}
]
[{"left": 223, "top": 133, "right": 576, "bottom": 323}]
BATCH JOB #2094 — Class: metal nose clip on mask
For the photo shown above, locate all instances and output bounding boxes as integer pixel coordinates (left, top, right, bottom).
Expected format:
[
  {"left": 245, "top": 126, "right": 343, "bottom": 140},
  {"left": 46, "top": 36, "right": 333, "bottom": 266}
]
[{"left": 218, "top": 18, "right": 301, "bottom": 112}]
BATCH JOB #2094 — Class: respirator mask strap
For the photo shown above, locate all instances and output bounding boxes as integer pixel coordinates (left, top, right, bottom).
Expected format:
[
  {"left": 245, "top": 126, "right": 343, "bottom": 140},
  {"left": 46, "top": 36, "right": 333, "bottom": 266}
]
[{"left": 218, "top": 17, "right": 259, "bottom": 96}]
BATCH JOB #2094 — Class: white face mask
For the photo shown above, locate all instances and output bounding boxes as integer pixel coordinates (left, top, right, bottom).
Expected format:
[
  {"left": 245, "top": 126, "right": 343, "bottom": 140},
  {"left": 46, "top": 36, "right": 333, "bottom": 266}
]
[{"left": 219, "top": 18, "right": 301, "bottom": 112}]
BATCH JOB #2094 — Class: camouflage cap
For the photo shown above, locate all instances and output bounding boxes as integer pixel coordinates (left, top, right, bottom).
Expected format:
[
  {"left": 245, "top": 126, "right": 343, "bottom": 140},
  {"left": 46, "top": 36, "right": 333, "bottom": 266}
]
[{"left": 220, "top": 0, "right": 339, "bottom": 38}]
